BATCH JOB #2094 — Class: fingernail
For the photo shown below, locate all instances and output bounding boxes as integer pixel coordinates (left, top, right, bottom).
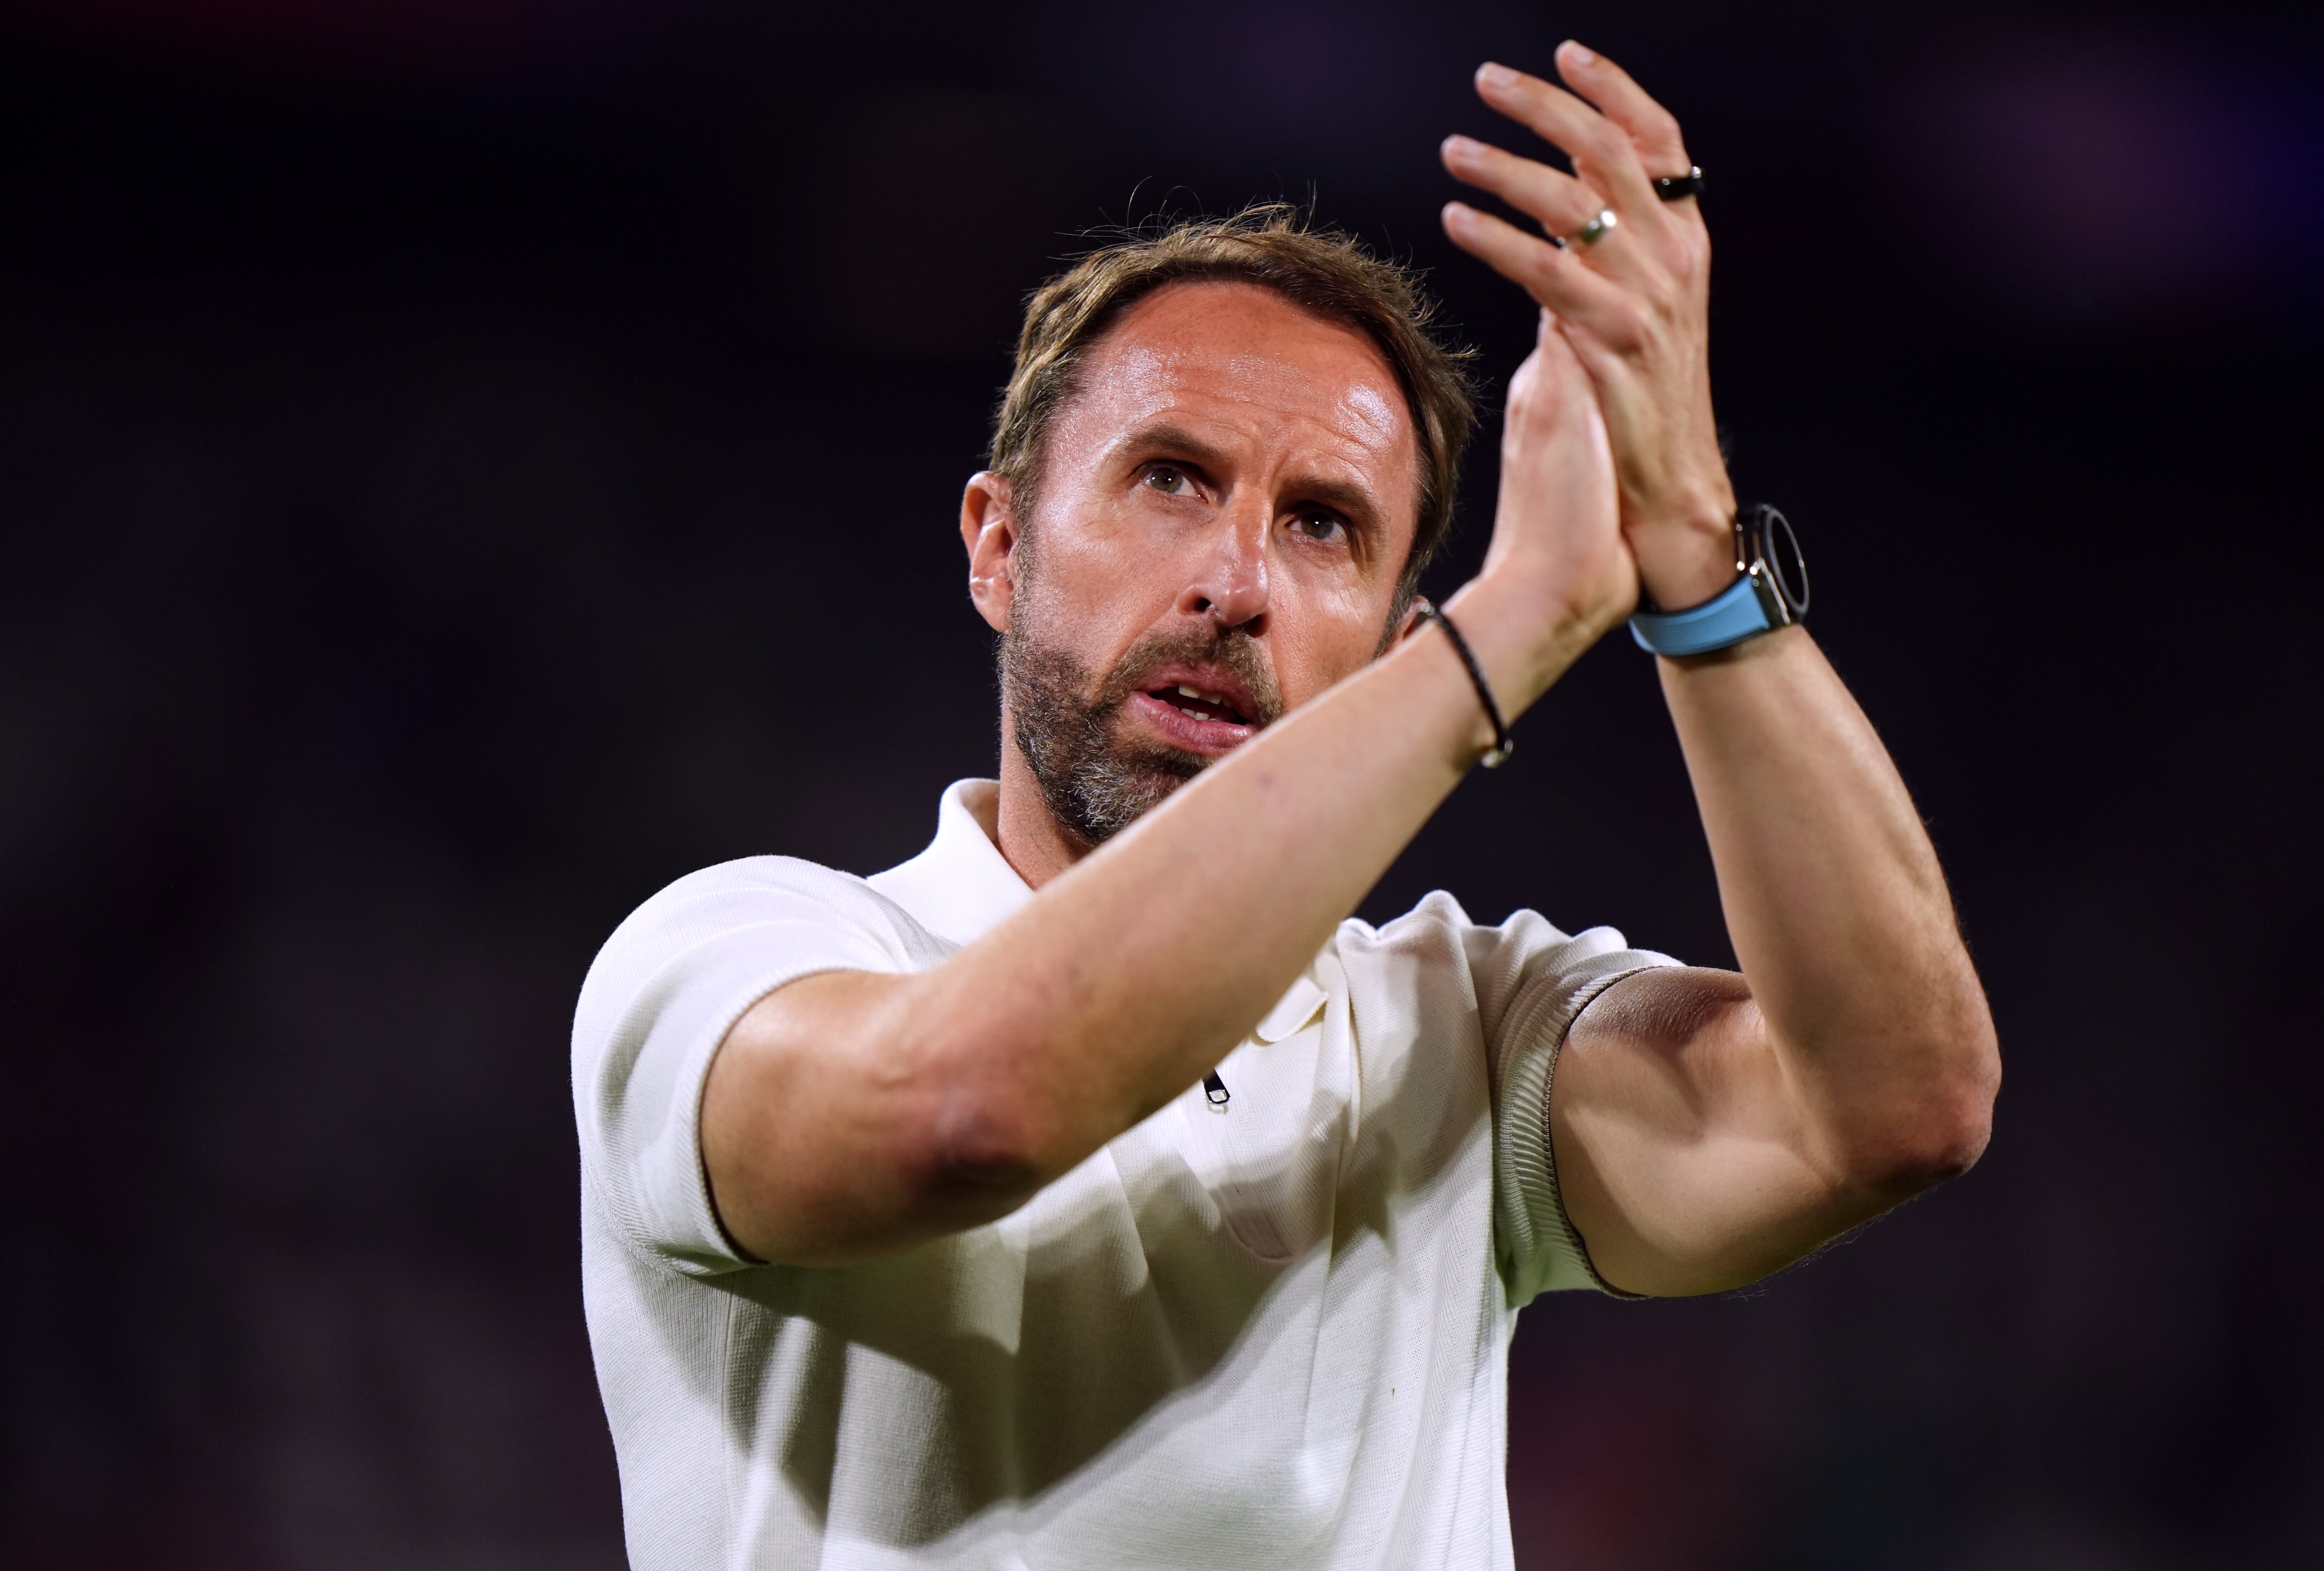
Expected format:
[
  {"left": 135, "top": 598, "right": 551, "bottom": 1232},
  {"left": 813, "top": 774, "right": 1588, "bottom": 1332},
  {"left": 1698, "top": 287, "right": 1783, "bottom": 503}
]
[
  {"left": 1441, "top": 134, "right": 1480, "bottom": 159},
  {"left": 1563, "top": 40, "right": 1595, "bottom": 65},
  {"left": 1477, "top": 61, "right": 1517, "bottom": 89},
  {"left": 1442, "top": 202, "right": 1473, "bottom": 228}
]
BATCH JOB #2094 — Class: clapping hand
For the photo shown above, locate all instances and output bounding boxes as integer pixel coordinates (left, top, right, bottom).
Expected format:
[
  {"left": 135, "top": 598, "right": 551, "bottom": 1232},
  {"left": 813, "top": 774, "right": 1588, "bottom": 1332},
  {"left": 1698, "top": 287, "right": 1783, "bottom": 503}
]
[{"left": 1441, "top": 43, "right": 1739, "bottom": 614}]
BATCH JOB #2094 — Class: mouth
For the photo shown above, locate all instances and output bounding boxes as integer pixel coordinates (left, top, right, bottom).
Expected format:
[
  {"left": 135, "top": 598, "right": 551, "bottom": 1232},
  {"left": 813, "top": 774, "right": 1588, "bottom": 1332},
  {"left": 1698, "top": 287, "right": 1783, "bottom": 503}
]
[
  {"left": 1148, "top": 680, "right": 1252, "bottom": 726},
  {"left": 1122, "top": 666, "right": 1265, "bottom": 755}
]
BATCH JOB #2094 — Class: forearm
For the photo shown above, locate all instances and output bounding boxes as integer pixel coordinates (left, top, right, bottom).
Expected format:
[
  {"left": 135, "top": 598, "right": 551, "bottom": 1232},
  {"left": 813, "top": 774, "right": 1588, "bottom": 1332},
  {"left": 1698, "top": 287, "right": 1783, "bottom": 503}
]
[
  {"left": 1660, "top": 626, "right": 1997, "bottom": 1175},
  {"left": 710, "top": 570, "right": 1588, "bottom": 1262},
  {"left": 932, "top": 633, "right": 1475, "bottom": 1145},
  {"left": 919, "top": 563, "right": 1607, "bottom": 1153},
  {"left": 1434, "top": 45, "right": 1999, "bottom": 1295}
]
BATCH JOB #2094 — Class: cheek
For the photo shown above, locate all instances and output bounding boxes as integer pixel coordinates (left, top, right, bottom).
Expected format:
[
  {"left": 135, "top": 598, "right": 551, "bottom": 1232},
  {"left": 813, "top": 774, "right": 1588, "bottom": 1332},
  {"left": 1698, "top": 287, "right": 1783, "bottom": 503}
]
[
  {"left": 1014, "top": 522, "right": 1181, "bottom": 651},
  {"left": 1268, "top": 572, "right": 1400, "bottom": 702},
  {"left": 1031, "top": 524, "right": 1177, "bottom": 616}
]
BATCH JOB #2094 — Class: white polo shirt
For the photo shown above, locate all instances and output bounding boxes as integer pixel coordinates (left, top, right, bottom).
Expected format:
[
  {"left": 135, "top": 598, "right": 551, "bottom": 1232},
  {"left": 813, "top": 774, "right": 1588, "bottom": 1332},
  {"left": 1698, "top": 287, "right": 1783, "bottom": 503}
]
[{"left": 574, "top": 780, "right": 1677, "bottom": 1570}]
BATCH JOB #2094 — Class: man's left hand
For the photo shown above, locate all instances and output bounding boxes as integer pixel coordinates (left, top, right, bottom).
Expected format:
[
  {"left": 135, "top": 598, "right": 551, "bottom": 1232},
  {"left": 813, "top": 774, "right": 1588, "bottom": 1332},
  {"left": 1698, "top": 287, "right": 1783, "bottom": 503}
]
[{"left": 1439, "top": 41, "right": 1738, "bottom": 612}]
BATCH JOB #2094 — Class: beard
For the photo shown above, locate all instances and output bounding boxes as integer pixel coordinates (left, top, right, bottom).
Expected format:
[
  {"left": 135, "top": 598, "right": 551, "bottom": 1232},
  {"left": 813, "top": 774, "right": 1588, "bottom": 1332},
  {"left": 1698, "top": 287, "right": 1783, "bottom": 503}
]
[{"left": 1001, "top": 606, "right": 1283, "bottom": 850}]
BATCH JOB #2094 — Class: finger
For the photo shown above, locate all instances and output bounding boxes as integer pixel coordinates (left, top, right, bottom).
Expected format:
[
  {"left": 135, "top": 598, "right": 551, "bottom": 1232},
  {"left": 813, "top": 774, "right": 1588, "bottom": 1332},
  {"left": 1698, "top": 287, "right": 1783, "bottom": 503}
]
[
  {"left": 1503, "top": 311, "right": 1597, "bottom": 452},
  {"left": 1529, "top": 306, "right": 1591, "bottom": 388},
  {"left": 1473, "top": 60, "right": 1658, "bottom": 219},
  {"left": 1442, "top": 134, "right": 1597, "bottom": 233},
  {"left": 1440, "top": 200, "right": 1629, "bottom": 330},
  {"left": 1554, "top": 41, "right": 1693, "bottom": 184},
  {"left": 1441, "top": 134, "right": 1657, "bottom": 281}
]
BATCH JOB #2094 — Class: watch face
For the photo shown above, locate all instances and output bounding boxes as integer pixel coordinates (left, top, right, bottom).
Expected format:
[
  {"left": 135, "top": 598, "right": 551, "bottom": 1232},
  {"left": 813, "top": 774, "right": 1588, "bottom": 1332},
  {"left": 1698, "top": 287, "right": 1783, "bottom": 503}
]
[{"left": 1759, "top": 507, "right": 1810, "bottom": 617}]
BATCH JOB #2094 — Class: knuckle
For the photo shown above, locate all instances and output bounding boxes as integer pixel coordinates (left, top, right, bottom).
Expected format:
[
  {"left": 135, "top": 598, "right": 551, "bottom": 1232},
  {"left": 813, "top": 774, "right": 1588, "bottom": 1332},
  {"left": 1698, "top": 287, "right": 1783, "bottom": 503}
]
[
  {"left": 1673, "top": 230, "right": 1711, "bottom": 282},
  {"left": 1507, "top": 81, "right": 1553, "bottom": 126},
  {"left": 1602, "top": 304, "right": 1648, "bottom": 353}
]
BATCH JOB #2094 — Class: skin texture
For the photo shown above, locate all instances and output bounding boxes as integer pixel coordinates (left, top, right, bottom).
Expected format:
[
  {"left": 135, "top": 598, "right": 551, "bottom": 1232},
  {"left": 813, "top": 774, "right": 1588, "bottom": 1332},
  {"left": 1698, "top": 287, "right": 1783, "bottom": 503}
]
[{"left": 700, "top": 44, "right": 2000, "bottom": 1293}]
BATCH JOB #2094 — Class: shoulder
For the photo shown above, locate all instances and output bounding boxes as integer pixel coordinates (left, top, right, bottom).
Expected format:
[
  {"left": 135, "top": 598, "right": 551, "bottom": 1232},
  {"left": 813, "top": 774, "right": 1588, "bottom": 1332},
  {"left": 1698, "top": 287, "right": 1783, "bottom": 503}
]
[
  {"left": 574, "top": 855, "right": 945, "bottom": 1067},
  {"left": 1316, "top": 893, "right": 1493, "bottom": 1028},
  {"left": 1330, "top": 889, "right": 1628, "bottom": 968},
  {"left": 1329, "top": 891, "right": 1680, "bottom": 1035},
  {"left": 604, "top": 854, "right": 913, "bottom": 955}
]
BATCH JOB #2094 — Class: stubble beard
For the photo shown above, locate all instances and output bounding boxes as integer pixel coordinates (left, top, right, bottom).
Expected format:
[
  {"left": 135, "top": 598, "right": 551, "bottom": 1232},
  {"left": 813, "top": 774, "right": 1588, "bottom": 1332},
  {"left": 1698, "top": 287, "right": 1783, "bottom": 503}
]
[{"left": 1001, "top": 597, "right": 1283, "bottom": 851}]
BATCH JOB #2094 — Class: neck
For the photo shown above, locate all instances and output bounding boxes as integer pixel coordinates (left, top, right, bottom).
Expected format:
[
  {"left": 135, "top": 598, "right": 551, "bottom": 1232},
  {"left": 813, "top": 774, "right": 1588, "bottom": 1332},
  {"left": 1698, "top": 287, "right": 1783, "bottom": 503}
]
[{"left": 993, "top": 703, "right": 1092, "bottom": 891}]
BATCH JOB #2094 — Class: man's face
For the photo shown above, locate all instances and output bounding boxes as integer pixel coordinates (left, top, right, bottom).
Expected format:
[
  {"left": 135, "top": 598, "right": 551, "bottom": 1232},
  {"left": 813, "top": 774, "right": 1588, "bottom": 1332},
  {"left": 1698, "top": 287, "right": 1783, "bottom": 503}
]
[{"left": 965, "top": 279, "right": 1422, "bottom": 848}]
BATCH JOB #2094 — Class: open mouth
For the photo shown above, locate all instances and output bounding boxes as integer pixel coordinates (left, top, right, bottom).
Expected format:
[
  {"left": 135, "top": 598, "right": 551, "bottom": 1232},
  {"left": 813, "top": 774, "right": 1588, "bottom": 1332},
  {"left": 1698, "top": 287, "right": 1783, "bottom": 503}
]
[{"left": 1146, "top": 681, "right": 1253, "bottom": 727}]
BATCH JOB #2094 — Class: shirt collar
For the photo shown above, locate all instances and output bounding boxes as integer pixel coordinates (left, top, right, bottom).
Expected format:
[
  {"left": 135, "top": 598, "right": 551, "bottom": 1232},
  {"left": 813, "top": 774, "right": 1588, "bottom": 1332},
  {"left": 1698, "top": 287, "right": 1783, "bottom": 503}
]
[
  {"left": 864, "top": 778, "right": 1327, "bottom": 1039},
  {"left": 864, "top": 779, "right": 1032, "bottom": 947}
]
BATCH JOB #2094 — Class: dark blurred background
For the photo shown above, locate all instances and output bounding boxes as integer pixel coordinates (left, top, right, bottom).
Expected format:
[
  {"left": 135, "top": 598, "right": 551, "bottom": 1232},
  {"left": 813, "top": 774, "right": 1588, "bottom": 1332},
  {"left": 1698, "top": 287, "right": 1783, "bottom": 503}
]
[{"left": 2, "top": 1, "right": 2319, "bottom": 1566}]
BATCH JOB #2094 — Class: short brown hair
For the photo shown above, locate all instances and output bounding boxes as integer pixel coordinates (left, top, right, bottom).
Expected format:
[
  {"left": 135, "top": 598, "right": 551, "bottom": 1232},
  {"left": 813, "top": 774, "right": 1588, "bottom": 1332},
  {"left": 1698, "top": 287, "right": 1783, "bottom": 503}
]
[{"left": 990, "top": 205, "right": 1479, "bottom": 607}]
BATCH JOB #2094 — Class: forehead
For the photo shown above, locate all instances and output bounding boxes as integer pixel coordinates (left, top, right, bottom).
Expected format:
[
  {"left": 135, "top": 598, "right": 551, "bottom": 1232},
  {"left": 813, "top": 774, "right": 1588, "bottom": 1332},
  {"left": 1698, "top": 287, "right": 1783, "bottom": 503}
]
[{"left": 1058, "top": 279, "right": 1417, "bottom": 489}]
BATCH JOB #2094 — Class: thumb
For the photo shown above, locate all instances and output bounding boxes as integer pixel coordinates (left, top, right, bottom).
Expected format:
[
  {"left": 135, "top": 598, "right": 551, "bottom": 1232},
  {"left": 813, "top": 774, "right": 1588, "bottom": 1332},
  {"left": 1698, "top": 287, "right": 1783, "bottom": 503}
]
[
  {"left": 1536, "top": 307, "right": 1590, "bottom": 379},
  {"left": 1507, "top": 308, "right": 1598, "bottom": 439}
]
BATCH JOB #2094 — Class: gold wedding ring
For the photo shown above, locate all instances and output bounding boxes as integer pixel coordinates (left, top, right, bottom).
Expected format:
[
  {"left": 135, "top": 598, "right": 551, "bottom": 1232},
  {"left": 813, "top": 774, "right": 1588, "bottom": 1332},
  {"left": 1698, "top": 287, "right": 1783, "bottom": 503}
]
[{"left": 1575, "top": 208, "right": 1617, "bottom": 245}]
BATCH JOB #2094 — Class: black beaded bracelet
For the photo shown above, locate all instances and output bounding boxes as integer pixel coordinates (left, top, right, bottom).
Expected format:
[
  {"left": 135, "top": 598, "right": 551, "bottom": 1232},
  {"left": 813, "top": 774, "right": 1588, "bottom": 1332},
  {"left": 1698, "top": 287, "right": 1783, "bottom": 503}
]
[{"left": 1415, "top": 604, "right": 1513, "bottom": 768}]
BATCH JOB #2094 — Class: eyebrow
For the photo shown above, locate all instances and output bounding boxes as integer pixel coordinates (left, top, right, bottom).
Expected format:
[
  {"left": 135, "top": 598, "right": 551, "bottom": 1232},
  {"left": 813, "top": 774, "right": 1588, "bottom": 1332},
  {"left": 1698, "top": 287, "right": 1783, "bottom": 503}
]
[{"left": 1119, "top": 421, "right": 1390, "bottom": 541}]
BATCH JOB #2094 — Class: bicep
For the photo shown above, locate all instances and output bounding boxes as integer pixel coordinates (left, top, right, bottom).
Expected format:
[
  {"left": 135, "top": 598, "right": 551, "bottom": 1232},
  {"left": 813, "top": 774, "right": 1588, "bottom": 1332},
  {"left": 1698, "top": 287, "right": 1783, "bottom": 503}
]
[
  {"left": 702, "top": 968, "right": 1037, "bottom": 1268},
  {"left": 1549, "top": 966, "right": 1883, "bottom": 1296}
]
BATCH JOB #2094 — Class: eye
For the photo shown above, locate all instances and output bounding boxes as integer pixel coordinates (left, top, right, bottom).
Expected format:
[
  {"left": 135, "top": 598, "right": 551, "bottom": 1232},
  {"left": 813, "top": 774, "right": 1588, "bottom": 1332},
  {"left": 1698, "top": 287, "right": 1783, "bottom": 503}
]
[
  {"left": 1292, "top": 509, "right": 1347, "bottom": 544},
  {"left": 1144, "top": 465, "right": 1193, "bottom": 496}
]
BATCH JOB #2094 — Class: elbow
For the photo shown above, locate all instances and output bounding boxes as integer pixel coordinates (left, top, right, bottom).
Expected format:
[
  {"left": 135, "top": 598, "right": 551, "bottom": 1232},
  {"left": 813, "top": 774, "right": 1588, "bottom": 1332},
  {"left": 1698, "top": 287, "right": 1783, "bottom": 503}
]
[
  {"left": 908, "top": 1089, "right": 1050, "bottom": 1208},
  {"left": 1876, "top": 1091, "right": 1994, "bottom": 1196},
  {"left": 702, "top": 976, "right": 1065, "bottom": 1265},
  {"left": 1842, "top": 1010, "right": 2002, "bottom": 1200},
  {"left": 888, "top": 1025, "right": 1070, "bottom": 1223}
]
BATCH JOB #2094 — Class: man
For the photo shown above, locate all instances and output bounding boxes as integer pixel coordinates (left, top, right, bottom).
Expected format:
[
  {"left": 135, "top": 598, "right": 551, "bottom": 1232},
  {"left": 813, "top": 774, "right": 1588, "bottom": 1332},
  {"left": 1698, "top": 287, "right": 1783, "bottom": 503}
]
[{"left": 573, "top": 43, "right": 1998, "bottom": 1569}]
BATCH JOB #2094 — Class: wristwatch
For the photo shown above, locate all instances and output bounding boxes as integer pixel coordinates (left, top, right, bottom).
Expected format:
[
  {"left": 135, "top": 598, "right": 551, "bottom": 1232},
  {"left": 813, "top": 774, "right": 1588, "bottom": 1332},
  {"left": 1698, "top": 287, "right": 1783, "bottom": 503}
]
[{"left": 1628, "top": 504, "right": 1810, "bottom": 657}]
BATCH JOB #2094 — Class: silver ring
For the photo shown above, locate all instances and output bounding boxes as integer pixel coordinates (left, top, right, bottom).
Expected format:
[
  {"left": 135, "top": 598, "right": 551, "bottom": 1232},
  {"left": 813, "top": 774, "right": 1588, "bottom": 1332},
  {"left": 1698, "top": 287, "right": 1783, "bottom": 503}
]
[{"left": 1575, "top": 208, "right": 1617, "bottom": 245}]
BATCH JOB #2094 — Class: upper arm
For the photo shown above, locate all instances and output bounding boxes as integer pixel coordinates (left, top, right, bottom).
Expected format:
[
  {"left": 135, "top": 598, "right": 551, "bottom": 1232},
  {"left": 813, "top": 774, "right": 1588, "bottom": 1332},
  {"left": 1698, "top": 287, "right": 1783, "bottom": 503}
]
[
  {"left": 1548, "top": 966, "right": 1935, "bottom": 1296},
  {"left": 572, "top": 860, "right": 1012, "bottom": 1275}
]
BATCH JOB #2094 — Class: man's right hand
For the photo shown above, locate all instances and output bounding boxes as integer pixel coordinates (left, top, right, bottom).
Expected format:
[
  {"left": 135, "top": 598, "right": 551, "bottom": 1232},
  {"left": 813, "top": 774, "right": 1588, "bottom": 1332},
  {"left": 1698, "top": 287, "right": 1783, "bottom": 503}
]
[{"left": 1449, "top": 307, "right": 1637, "bottom": 718}]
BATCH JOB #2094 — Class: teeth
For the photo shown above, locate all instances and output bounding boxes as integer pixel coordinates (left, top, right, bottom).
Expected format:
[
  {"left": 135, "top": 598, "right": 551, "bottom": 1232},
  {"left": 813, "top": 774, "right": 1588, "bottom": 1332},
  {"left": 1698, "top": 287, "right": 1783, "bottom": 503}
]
[{"left": 1161, "top": 682, "right": 1245, "bottom": 722}]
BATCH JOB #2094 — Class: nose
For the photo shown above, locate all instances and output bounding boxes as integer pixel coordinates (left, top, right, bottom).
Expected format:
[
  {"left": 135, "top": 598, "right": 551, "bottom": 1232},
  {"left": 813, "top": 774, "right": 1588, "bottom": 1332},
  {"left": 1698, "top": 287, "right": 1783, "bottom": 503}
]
[{"left": 1178, "top": 504, "right": 1270, "bottom": 630}]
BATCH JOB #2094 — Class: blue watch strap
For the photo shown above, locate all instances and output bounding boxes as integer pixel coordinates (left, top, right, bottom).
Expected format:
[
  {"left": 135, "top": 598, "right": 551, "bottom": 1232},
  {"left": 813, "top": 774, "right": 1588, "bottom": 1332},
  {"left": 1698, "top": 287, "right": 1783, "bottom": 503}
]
[{"left": 1628, "top": 572, "right": 1774, "bottom": 656}]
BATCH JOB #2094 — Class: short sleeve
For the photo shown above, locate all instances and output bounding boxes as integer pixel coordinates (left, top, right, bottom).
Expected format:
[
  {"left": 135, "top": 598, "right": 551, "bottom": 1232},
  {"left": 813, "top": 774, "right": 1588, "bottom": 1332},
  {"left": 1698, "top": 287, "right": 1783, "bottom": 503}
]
[
  {"left": 1465, "top": 908, "right": 1681, "bottom": 1305},
  {"left": 571, "top": 856, "right": 943, "bottom": 1276}
]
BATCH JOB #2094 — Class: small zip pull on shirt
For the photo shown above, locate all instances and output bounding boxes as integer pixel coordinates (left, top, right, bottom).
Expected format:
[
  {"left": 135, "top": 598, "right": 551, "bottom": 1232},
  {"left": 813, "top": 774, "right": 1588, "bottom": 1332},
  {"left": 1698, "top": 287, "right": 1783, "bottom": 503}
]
[{"left": 573, "top": 780, "right": 1678, "bottom": 1570}]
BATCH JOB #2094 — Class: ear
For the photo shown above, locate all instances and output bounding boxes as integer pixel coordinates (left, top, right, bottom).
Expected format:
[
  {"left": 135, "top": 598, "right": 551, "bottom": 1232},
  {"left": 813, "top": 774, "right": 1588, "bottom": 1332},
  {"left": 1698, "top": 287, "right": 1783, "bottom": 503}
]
[
  {"left": 960, "top": 471, "right": 1021, "bottom": 633},
  {"left": 1390, "top": 593, "right": 1432, "bottom": 646}
]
